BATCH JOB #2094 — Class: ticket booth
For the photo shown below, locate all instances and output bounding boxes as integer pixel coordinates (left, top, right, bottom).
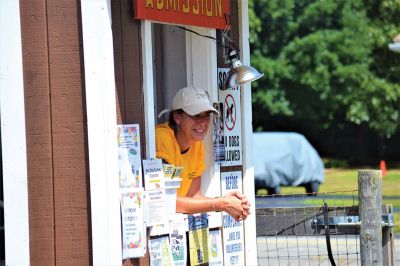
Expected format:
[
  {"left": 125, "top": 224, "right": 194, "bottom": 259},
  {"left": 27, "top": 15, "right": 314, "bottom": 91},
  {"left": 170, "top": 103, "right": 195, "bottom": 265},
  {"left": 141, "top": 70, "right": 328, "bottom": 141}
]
[{"left": 0, "top": 0, "right": 259, "bottom": 265}]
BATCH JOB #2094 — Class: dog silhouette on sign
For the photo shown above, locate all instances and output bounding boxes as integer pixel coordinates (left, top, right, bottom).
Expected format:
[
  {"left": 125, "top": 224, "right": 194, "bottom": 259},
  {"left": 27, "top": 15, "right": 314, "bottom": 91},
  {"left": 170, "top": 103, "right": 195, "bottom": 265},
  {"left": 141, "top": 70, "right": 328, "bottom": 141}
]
[{"left": 226, "top": 103, "right": 234, "bottom": 122}]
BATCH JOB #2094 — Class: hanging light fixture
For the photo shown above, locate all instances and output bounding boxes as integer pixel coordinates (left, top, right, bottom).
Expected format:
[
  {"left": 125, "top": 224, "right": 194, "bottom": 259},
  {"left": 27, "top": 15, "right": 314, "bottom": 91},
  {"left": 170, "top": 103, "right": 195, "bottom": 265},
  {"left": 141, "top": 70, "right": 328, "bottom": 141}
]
[
  {"left": 177, "top": 23, "right": 263, "bottom": 90},
  {"left": 224, "top": 49, "right": 264, "bottom": 89}
]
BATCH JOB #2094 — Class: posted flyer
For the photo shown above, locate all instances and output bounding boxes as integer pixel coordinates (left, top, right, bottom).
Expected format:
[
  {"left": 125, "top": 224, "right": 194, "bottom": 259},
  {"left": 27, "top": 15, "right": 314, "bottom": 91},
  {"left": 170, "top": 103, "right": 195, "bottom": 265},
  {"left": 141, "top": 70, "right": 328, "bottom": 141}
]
[
  {"left": 145, "top": 189, "right": 166, "bottom": 226},
  {"left": 121, "top": 189, "right": 146, "bottom": 258},
  {"left": 169, "top": 214, "right": 187, "bottom": 266},
  {"left": 220, "top": 171, "right": 244, "bottom": 265},
  {"left": 149, "top": 236, "right": 173, "bottom": 266},
  {"left": 188, "top": 213, "right": 209, "bottom": 266},
  {"left": 117, "top": 124, "right": 142, "bottom": 189},
  {"left": 213, "top": 102, "right": 225, "bottom": 162},
  {"left": 143, "top": 158, "right": 165, "bottom": 190},
  {"left": 209, "top": 229, "right": 223, "bottom": 265}
]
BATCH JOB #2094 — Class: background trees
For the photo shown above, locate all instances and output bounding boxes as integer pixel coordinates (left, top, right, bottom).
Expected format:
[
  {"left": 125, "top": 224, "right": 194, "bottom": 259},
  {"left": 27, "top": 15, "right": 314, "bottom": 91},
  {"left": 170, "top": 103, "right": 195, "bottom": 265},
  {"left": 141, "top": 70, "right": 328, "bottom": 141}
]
[{"left": 249, "top": 0, "right": 400, "bottom": 164}]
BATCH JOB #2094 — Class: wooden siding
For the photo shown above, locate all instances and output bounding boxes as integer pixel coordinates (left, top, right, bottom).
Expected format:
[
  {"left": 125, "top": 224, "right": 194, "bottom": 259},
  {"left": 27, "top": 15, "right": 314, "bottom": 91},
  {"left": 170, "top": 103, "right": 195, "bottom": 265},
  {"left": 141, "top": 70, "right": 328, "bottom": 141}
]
[{"left": 20, "top": 1, "right": 91, "bottom": 265}]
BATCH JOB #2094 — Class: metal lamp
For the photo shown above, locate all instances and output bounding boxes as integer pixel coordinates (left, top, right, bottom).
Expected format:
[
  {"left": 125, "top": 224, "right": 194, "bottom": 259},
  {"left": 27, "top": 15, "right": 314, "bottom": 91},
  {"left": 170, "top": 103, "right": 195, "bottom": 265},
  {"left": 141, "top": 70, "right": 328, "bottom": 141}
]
[
  {"left": 224, "top": 49, "right": 264, "bottom": 89},
  {"left": 176, "top": 25, "right": 264, "bottom": 89}
]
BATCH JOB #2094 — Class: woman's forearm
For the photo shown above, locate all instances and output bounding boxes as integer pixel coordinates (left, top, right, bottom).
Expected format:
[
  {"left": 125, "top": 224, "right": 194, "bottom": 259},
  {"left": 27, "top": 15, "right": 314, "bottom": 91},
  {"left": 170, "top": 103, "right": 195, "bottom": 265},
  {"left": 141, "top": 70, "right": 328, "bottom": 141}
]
[{"left": 176, "top": 196, "right": 217, "bottom": 214}]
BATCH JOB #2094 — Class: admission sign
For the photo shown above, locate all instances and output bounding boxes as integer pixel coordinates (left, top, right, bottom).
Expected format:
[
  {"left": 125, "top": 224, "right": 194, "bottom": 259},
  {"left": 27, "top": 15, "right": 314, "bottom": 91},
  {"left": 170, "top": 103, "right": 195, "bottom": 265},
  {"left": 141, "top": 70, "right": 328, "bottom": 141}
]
[{"left": 134, "top": 0, "right": 230, "bottom": 29}]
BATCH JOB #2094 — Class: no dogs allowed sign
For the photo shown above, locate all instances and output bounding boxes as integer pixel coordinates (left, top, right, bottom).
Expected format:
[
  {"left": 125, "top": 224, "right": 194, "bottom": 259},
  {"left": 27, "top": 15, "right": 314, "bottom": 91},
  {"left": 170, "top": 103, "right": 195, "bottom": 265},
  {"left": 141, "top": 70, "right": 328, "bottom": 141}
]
[{"left": 217, "top": 68, "right": 242, "bottom": 166}]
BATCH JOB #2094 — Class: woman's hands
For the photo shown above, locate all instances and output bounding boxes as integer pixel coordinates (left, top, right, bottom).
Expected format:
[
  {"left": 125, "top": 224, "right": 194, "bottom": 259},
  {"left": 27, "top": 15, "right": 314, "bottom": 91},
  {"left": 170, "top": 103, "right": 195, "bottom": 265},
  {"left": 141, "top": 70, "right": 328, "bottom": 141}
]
[{"left": 217, "top": 191, "right": 251, "bottom": 222}]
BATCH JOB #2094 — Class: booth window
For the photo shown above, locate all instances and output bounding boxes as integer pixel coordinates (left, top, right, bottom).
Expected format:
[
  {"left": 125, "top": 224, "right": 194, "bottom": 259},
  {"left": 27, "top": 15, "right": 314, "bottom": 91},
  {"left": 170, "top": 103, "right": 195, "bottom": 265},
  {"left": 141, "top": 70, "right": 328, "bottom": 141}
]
[{"left": 153, "top": 23, "right": 187, "bottom": 121}]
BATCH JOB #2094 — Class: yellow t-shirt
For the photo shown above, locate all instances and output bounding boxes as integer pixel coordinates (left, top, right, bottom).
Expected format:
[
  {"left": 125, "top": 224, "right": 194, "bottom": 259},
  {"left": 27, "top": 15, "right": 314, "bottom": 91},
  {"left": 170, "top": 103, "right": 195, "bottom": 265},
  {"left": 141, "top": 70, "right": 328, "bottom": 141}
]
[{"left": 155, "top": 123, "right": 206, "bottom": 196}]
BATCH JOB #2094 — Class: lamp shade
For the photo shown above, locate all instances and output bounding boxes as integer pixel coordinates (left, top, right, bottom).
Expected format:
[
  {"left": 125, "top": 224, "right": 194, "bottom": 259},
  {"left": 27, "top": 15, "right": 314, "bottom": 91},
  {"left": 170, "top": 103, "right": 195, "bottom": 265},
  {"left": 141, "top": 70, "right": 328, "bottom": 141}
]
[{"left": 224, "top": 50, "right": 264, "bottom": 89}]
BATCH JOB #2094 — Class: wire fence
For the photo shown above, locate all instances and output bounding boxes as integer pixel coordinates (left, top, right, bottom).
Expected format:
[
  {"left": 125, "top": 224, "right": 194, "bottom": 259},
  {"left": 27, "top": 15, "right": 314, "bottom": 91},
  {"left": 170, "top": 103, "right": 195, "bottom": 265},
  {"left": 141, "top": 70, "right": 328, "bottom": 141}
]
[{"left": 256, "top": 191, "right": 364, "bottom": 266}]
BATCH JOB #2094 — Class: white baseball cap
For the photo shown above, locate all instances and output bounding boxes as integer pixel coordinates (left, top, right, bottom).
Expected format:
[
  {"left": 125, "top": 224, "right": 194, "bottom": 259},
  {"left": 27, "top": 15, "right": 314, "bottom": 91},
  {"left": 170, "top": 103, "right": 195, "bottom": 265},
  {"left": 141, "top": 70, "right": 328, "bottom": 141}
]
[{"left": 158, "top": 86, "right": 219, "bottom": 117}]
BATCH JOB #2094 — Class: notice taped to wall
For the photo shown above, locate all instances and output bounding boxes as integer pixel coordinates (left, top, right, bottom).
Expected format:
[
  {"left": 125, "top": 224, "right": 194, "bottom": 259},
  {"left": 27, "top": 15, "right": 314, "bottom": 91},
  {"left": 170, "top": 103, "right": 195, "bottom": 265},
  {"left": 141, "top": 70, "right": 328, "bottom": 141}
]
[
  {"left": 121, "top": 189, "right": 146, "bottom": 258},
  {"left": 117, "top": 124, "right": 142, "bottom": 189},
  {"left": 149, "top": 236, "right": 173, "bottom": 266},
  {"left": 188, "top": 213, "right": 209, "bottom": 266},
  {"left": 169, "top": 214, "right": 187, "bottom": 266}
]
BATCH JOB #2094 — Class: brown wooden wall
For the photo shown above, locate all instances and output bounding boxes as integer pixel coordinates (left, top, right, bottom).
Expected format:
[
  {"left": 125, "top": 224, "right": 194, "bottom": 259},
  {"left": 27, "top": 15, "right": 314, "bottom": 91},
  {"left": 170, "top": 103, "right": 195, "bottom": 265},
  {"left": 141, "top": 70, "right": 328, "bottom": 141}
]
[
  {"left": 112, "top": 0, "right": 147, "bottom": 156},
  {"left": 20, "top": 1, "right": 91, "bottom": 265}
]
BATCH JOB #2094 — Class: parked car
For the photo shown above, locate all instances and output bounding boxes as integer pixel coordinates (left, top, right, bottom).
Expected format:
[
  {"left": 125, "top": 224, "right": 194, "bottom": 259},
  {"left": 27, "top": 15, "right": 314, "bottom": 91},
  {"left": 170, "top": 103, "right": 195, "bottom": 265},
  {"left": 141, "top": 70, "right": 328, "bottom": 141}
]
[{"left": 253, "top": 132, "right": 324, "bottom": 195}]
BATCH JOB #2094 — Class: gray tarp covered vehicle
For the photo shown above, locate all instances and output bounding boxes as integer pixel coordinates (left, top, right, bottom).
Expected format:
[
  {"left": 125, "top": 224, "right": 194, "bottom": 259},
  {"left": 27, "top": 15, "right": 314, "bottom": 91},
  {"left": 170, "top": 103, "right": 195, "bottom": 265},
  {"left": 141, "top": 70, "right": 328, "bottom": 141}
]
[{"left": 253, "top": 132, "right": 324, "bottom": 194}]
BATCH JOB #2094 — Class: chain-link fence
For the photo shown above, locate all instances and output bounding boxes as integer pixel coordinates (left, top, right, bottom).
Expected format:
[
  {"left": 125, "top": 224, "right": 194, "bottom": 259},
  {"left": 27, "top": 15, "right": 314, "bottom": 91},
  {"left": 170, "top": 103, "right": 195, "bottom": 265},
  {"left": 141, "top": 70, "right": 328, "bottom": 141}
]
[{"left": 256, "top": 189, "right": 398, "bottom": 265}]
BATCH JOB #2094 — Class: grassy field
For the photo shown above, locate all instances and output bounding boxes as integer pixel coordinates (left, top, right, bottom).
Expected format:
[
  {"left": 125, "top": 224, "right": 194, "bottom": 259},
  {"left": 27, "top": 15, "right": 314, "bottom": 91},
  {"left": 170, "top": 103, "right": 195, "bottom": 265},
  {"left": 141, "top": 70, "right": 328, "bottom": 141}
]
[{"left": 275, "top": 168, "right": 400, "bottom": 233}]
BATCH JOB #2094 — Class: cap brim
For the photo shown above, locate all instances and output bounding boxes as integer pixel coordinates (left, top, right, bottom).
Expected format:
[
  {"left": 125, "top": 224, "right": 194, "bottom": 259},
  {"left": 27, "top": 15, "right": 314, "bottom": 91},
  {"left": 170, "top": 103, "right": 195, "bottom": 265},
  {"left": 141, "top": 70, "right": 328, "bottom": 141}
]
[{"left": 182, "top": 103, "right": 219, "bottom": 116}]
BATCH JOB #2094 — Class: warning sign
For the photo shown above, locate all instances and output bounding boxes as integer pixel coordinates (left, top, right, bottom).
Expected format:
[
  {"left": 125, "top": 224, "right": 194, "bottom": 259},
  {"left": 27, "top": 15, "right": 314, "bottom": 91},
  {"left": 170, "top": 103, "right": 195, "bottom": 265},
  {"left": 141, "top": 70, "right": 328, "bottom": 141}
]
[
  {"left": 217, "top": 68, "right": 242, "bottom": 166},
  {"left": 224, "top": 94, "right": 236, "bottom": 131}
]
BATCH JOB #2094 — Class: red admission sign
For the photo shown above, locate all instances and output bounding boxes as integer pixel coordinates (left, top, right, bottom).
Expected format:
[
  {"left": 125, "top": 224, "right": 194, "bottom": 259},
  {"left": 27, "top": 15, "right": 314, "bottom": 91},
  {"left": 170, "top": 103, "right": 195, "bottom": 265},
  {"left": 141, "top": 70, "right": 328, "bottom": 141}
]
[{"left": 134, "top": 0, "right": 230, "bottom": 29}]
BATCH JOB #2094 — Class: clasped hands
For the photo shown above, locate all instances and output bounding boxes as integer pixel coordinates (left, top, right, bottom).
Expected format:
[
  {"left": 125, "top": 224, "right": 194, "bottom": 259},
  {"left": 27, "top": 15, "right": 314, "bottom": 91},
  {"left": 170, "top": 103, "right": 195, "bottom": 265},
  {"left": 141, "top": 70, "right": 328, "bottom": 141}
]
[{"left": 222, "top": 191, "right": 251, "bottom": 222}]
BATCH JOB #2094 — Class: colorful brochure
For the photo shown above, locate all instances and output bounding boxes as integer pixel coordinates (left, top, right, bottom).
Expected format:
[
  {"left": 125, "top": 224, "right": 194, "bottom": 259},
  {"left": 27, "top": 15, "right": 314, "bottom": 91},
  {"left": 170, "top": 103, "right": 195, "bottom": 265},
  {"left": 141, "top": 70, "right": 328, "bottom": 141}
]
[
  {"left": 117, "top": 124, "right": 142, "bottom": 189},
  {"left": 121, "top": 189, "right": 146, "bottom": 258}
]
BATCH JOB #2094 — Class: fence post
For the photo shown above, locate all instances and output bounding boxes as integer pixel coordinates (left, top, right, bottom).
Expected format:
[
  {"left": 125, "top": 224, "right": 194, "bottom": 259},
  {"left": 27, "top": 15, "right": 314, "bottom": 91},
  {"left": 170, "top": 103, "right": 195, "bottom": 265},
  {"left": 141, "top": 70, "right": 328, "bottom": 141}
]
[
  {"left": 382, "top": 204, "right": 395, "bottom": 266},
  {"left": 358, "top": 169, "right": 382, "bottom": 266}
]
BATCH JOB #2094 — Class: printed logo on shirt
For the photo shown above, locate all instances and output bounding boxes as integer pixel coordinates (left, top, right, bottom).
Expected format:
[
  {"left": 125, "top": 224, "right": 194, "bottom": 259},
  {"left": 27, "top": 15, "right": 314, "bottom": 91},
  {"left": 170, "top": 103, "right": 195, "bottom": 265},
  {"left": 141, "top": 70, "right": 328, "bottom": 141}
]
[{"left": 188, "top": 172, "right": 196, "bottom": 179}]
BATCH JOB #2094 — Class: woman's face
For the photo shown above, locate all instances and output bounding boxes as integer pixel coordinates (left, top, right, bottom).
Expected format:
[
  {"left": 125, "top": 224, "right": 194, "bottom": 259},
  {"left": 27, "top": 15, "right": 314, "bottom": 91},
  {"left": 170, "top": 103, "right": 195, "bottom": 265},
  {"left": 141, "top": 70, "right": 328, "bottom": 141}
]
[{"left": 174, "top": 111, "right": 212, "bottom": 143}]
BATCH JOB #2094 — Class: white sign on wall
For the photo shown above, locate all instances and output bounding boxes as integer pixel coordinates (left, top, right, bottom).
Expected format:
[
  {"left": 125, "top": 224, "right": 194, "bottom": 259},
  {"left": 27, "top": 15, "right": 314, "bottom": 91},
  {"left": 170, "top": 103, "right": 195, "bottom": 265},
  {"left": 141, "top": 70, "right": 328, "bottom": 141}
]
[
  {"left": 220, "top": 171, "right": 244, "bottom": 265},
  {"left": 217, "top": 68, "right": 242, "bottom": 166}
]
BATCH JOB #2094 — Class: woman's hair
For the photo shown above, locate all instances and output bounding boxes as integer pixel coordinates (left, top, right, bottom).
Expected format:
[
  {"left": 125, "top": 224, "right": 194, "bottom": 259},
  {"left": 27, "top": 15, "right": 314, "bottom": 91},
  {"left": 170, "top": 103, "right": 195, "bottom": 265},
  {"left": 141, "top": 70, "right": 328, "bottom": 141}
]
[{"left": 168, "top": 109, "right": 183, "bottom": 132}]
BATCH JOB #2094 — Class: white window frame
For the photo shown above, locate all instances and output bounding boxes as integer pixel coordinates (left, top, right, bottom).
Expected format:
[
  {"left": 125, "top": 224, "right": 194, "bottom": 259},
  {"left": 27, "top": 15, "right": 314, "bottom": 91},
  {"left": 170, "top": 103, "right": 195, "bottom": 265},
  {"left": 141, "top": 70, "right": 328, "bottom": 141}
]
[{"left": 0, "top": 1, "right": 31, "bottom": 265}]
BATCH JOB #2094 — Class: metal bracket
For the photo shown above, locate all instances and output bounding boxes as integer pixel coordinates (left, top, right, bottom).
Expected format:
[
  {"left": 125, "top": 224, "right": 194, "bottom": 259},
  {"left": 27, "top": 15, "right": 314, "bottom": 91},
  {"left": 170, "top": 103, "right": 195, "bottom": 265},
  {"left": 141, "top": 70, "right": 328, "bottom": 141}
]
[{"left": 312, "top": 214, "right": 394, "bottom": 228}]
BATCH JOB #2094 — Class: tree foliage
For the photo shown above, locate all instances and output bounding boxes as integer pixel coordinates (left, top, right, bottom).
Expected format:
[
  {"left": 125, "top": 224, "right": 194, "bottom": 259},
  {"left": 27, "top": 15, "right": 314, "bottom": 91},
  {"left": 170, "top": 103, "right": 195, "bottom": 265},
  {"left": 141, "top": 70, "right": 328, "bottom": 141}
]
[{"left": 249, "top": 0, "right": 400, "bottom": 141}]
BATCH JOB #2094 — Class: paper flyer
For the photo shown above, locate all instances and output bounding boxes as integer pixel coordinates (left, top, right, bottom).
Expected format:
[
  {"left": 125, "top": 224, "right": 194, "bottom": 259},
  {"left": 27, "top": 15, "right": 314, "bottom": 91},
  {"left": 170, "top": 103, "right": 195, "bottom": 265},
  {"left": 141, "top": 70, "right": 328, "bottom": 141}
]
[
  {"left": 208, "top": 229, "right": 223, "bottom": 265},
  {"left": 220, "top": 171, "right": 244, "bottom": 265},
  {"left": 212, "top": 102, "right": 225, "bottom": 162},
  {"left": 145, "top": 189, "right": 166, "bottom": 226},
  {"left": 188, "top": 214, "right": 209, "bottom": 266},
  {"left": 117, "top": 124, "right": 142, "bottom": 189},
  {"left": 143, "top": 158, "right": 165, "bottom": 190},
  {"left": 121, "top": 189, "right": 146, "bottom": 258},
  {"left": 149, "top": 236, "right": 173, "bottom": 266},
  {"left": 169, "top": 214, "right": 187, "bottom": 266}
]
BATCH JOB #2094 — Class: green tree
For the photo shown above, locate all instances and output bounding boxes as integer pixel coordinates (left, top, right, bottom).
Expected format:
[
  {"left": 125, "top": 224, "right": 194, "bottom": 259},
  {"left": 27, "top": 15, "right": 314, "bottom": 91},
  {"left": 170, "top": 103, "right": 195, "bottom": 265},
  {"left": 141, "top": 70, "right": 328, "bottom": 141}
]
[{"left": 249, "top": 0, "right": 400, "bottom": 141}]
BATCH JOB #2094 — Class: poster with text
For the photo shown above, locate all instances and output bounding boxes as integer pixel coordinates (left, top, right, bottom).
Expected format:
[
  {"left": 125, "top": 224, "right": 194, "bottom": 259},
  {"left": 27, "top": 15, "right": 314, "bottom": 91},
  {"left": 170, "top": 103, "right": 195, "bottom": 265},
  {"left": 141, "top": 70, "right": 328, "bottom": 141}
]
[
  {"left": 145, "top": 189, "right": 166, "bottom": 226},
  {"left": 121, "top": 189, "right": 146, "bottom": 258},
  {"left": 117, "top": 124, "right": 142, "bottom": 189},
  {"left": 213, "top": 102, "right": 225, "bottom": 162},
  {"left": 149, "top": 236, "right": 173, "bottom": 266},
  {"left": 217, "top": 68, "right": 242, "bottom": 166},
  {"left": 208, "top": 229, "right": 224, "bottom": 265},
  {"left": 220, "top": 171, "right": 244, "bottom": 265},
  {"left": 143, "top": 158, "right": 165, "bottom": 190},
  {"left": 188, "top": 213, "right": 209, "bottom": 266}
]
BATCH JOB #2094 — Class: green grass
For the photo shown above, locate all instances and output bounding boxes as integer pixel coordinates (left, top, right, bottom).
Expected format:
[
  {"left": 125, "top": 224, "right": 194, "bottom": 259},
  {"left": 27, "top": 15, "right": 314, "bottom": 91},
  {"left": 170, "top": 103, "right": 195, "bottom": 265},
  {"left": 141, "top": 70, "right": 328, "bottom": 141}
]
[{"left": 277, "top": 168, "right": 400, "bottom": 234}]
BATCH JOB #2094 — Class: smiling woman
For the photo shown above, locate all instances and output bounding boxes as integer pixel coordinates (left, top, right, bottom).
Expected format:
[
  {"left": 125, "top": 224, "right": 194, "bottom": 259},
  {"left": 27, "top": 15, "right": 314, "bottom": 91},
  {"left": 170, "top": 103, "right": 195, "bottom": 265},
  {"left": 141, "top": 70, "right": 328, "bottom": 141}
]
[{"left": 155, "top": 86, "right": 251, "bottom": 221}]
